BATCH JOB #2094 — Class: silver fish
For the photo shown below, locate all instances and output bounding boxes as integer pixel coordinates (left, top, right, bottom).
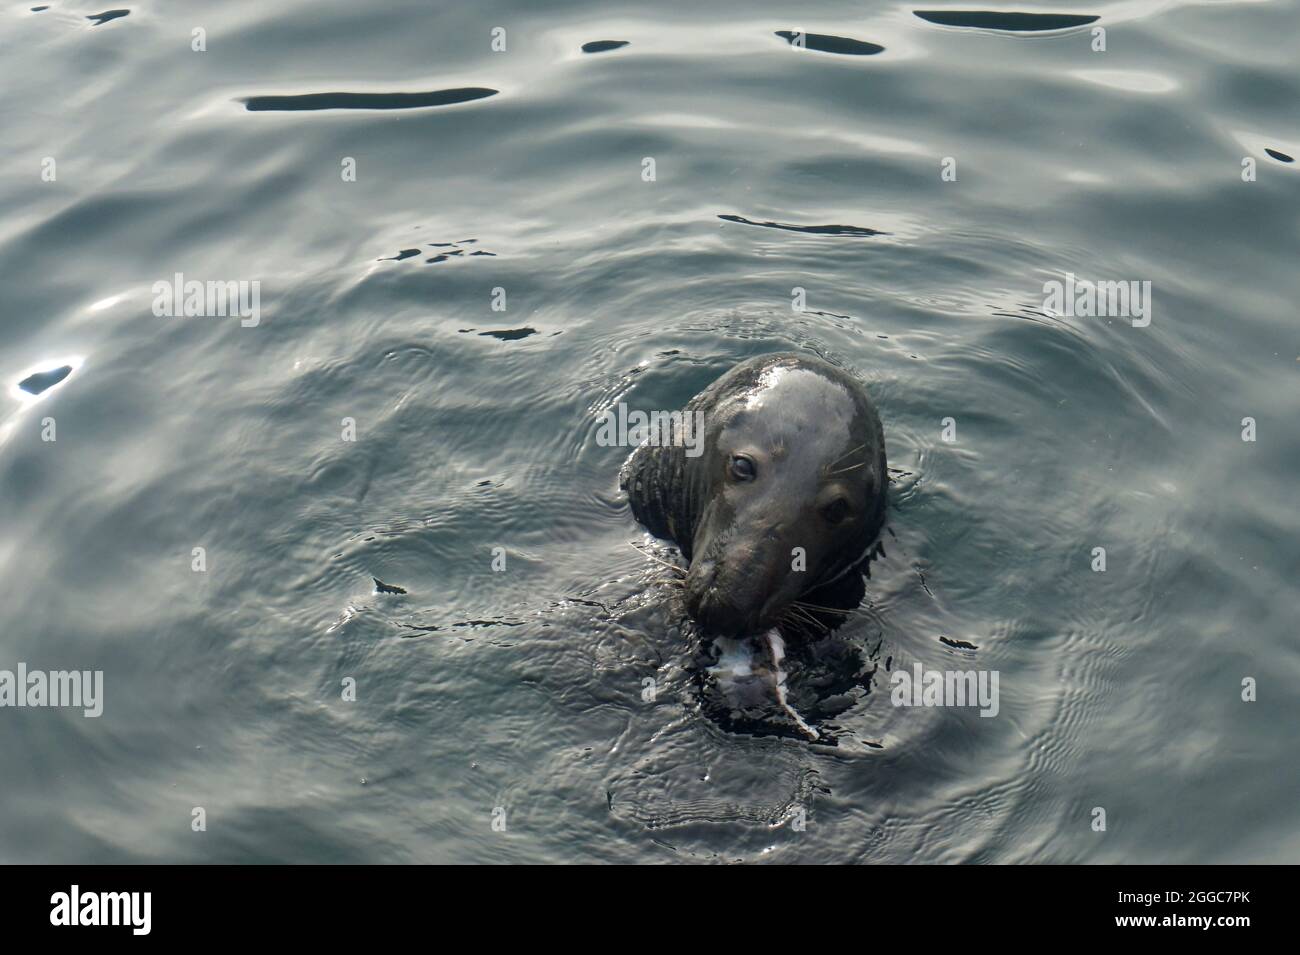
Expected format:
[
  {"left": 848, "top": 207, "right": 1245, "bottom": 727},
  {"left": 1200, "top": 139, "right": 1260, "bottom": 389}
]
[{"left": 706, "top": 629, "right": 820, "bottom": 741}]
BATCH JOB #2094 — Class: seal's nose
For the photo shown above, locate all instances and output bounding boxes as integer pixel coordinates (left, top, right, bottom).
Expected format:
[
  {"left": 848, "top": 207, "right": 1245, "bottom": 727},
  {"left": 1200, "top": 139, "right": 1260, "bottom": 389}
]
[
  {"left": 689, "top": 591, "right": 754, "bottom": 637},
  {"left": 684, "top": 523, "right": 799, "bottom": 637},
  {"left": 685, "top": 562, "right": 772, "bottom": 637}
]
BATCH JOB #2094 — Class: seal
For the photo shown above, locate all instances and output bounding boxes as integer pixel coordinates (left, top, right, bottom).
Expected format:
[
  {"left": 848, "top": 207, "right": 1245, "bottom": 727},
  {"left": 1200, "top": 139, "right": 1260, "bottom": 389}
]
[{"left": 621, "top": 353, "right": 887, "bottom": 638}]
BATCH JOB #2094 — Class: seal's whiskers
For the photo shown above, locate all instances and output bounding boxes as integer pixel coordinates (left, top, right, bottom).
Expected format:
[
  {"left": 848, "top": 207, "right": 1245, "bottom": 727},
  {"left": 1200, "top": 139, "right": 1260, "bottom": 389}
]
[
  {"left": 791, "top": 599, "right": 859, "bottom": 616},
  {"left": 627, "top": 541, "right": 686, "bottom": 575},
  {"left": 777, "top": 609, "right": 816, "bottom": 639},
  {"left": 786, "top": 604, "right": 830, "bottom": 633},
  {"left": 823, "top": 442, "right": 867, "bottom": 473}
]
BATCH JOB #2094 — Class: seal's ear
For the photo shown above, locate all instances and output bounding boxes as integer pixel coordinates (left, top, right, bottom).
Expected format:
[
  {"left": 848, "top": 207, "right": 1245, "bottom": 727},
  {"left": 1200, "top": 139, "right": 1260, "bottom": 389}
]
[{"left": 620, "top": 441, "right": 691, "bottom": 556}]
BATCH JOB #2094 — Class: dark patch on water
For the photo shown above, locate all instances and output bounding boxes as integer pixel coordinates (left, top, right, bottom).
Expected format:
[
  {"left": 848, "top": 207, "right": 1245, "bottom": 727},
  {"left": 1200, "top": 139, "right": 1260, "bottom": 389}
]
[
  {"left": 382, "top": 238, "right": 492, "bottom": 264},
  {"left": 87, "top": 9, "right": 129, "bottom": 25},
  {"left": 475, "top": 327, "right": 537, "bottom": 341},
  {"left": 1264, "top": 148, "right": 1294, "bottom": 163},
  {"left": 940, "top": 635, "right": 979, "bottom": 650},
  {"left": 913, "top": 10, "right": 1099, "bottom": 31},
  {"left": 243, "top": 87, "right": 498, "bottom": 112},
  {"left": 31, "top": 5, "right": 50, "bottom": 11},
  {"left": 372, "top": 577, "right": 407, "bottom": 595},
  {"left": 582, "top": 40, "right": 629, "bottom": 53},
  {"left": 18, "top": 365, "right": 73, "bottom": 395},
  {"left": 401, "top": 618, "right": 525, "bottom": 637},
  {"left": 775, "top": 31, "right": 884, "bottom": 56},
  {"left": 718, "top": 214, "right": 887, "bottom": 237}
]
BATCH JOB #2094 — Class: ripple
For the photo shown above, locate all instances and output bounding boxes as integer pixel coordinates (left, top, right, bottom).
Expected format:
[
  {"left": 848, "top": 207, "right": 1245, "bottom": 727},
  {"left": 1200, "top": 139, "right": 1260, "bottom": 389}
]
[
  {"left": 9, "top": 357, "right": 83, "bottom": 402},
  {"left": 379, "top": 238, "right": 494, "bottom": 264},
  {"left": 1069, "top": 69, "right": 1177, "bottom": 93},
  {"left": 1232, "top": 132, "right": 1300, "bottom": 167},
  {"left": 243, "top": 87, "right": 498, "bottom": 112},
  {"left": 582, "top": 40, "right": 629, "bottom": 54},
  {"left": 87, "top": 8, "right": 129, "bottom": 26},
  {"left": 462, "top": 327, "right": 538, "bottom": 341},
  {"left": 718, "top": 214, "right": 887, "bottom": 237},
  {"left": 775, "top": 31, "right": 884, "bottom": 56},
  {"left": 17, "top": 365, "right": 73, "bottom": 395},
  {"left": 913, "top": 10, "right": 1098, "bottom": 31}
]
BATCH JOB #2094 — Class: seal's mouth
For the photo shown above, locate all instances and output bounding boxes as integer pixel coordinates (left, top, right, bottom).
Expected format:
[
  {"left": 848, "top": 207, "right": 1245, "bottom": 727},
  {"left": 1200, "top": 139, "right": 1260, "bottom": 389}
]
[
  {"left": 684, "top": 558, "right": 860, "bottom": 639},
  {"left": 686, "top": 587, "right": 770, "bottom": 637},
  {"left": 679, "top": 523, "right": 865, "bottom": 638},
  {"left": 685, "top": 569, "right": 815, "bottom": 638},
  {"left": 683, "top": 556, "right": 777, "bottom": 636}
]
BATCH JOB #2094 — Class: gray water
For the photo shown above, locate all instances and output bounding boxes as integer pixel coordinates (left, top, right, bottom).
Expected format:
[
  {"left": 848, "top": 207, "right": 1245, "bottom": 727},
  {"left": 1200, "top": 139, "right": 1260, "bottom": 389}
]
[{"left": 2, "top": 0, "right": 1297, "bottom": 864}]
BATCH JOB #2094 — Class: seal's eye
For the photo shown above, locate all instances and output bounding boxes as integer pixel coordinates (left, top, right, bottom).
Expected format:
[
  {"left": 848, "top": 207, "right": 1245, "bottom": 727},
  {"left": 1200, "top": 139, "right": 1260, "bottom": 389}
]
[
  {"left": 730, "top": 455, "right": 756, "bottom": 481},
  {"left": 822, "top": 497, "right": 850, "bottom": 524}
]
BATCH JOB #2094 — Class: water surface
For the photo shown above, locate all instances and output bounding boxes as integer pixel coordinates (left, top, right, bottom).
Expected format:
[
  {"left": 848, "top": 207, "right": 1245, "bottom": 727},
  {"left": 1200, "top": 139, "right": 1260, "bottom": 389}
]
[{"left": 1, "top": 0, "right": 1297, "bottom": 863}]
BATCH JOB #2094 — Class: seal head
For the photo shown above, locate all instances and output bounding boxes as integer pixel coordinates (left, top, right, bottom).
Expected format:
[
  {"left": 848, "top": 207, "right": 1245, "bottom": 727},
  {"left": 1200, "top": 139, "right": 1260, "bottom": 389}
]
[{"left": 621, "top": 353, "right": 886, "bottom": 637}]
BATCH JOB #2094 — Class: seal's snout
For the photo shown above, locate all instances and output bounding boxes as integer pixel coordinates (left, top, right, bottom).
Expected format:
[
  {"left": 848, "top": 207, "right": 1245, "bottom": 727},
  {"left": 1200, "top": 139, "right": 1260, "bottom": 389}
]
[
  {"left": 684, "top": 558, "right": 741, "bottom": 635},
  {"left": 684, "top": 558, "right": 728, "bottom": 630},
  {"left": 685, "top": 552, "right": 780, "bottom": 636},
  {"left": 687, "top": 588, "right": 762, "bottom": 637}
]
